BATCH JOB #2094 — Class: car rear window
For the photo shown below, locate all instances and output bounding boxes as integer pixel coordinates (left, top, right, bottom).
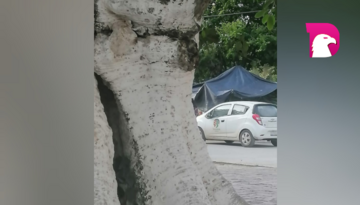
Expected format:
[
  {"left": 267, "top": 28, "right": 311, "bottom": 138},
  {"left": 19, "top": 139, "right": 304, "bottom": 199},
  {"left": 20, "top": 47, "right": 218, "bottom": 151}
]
[{"left": 253, "top": 104, "right": 277, "bottom": 117}]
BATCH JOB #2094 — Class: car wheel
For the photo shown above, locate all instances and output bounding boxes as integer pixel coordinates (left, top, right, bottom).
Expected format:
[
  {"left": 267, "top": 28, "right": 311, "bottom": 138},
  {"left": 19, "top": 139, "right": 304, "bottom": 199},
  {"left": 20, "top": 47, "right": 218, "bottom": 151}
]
[
  {"left": 270, "top": 139, "right": 277, "bottom": 147},
  {"left": 199, "top": 127, "right": 206, "bottom": 141},
  {"left": 240, "top": 130, "right": 255, "bottom": 147},
  {"left": 225, "top": 140, "right": 234, "bottom": 144}
]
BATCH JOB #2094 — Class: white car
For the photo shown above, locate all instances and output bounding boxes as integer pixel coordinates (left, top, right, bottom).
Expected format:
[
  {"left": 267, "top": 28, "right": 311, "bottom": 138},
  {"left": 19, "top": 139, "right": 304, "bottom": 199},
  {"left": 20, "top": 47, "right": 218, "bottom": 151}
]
[{"left": 196, "top": 101, "right": 277, "bottom": 147}]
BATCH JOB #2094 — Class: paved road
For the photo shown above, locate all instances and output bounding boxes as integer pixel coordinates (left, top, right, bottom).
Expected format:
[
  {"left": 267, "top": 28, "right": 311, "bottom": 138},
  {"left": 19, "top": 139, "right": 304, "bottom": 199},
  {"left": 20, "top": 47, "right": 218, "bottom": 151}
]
[
  {"left": 206, "top": 140, "right": 277, "bottom": 167},
  {"left": 207, "top": 141, "right": 277, "bottom": 205},
  {"left": 216, "top": 164, "right": 277, "bottom": 205}
]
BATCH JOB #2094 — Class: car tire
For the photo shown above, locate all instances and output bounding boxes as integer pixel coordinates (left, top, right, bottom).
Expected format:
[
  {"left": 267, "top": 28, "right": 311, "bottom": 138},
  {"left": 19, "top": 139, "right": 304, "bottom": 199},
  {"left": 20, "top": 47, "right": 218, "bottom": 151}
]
[
  {"left": 240, "top": 130, "right": 255, "bottom": 147},
  {"left": 199, "top": 127, "right": 206, "bottom": 141},
  {"left": 225, "top": 140, "right": 234, "bottom": 144},
  {"left": 270, "top": 139, "right": 277, "bottom": 147}
]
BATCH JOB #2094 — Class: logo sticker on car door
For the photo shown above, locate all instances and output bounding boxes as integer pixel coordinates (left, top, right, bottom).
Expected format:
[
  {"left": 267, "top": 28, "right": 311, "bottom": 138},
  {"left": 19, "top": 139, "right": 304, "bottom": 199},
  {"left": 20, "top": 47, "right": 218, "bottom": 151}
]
[{"left": 213, "top": 119, "right": 220, "bottom": 128}]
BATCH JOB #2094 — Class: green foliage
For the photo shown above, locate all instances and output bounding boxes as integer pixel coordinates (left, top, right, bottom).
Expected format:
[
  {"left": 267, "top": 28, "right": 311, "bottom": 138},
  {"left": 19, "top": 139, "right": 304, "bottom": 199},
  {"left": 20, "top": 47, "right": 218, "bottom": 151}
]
[
  {"left": 255, "top": 0, "right": 277, "bottom": 31},
  {"left": 203, "top": 0, "right": 267, "bottom": 26},
  {"left": 249, "top": 64, "right": 277, "bottom": 82},
  {"left": 195, "top": 0, "right": 277, "bottom": 83}
]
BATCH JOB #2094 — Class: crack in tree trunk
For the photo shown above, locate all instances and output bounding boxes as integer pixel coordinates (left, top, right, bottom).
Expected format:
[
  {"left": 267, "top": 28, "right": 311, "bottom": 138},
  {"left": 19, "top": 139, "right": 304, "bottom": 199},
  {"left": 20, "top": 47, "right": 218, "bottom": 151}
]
[{"left": 95, "top": 73, "right": 147, "bottom": 205}]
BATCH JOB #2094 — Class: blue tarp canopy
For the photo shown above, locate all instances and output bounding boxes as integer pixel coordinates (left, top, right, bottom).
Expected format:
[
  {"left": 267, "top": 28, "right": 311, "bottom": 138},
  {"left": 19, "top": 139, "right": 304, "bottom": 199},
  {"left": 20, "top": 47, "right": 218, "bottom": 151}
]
[{"left": 192, "top": 66, "right": 277, "bottom": 111}]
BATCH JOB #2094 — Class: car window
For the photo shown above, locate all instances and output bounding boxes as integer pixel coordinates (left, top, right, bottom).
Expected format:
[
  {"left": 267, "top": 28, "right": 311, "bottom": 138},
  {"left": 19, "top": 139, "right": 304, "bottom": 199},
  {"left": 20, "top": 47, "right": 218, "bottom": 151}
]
[
  {"left": 253, "top": 104, "right": 277, "bottom": 117},
  {"left": 231, "top": 105, "right": 248, "bottom": 115},
  {"left": 210, "top": 104, "right": 231, "bottom": 118}
]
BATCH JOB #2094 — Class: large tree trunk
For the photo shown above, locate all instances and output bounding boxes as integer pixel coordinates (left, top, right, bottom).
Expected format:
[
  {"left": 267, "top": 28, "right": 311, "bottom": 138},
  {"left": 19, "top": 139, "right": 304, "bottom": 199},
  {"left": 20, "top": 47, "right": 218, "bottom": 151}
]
[{"left": 94, "top": 0, "right": 249, "bottom": 205}]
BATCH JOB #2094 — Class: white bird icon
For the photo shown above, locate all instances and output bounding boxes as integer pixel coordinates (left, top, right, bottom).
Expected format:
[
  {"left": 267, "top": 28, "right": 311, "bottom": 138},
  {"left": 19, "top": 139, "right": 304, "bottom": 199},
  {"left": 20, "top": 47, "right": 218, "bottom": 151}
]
[{"left": 311, "top": 34, "right": 336, "bottom": 58}]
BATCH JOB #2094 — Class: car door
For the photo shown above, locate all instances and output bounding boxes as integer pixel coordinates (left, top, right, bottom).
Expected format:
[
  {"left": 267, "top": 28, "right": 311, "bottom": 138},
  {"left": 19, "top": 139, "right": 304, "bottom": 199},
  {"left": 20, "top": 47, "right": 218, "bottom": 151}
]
[
  {"left": 226, "top": 104, "right": 250, "bottom": 139},
  {"left": 203, "top": 104, "right": 232, "bottom": 140}
]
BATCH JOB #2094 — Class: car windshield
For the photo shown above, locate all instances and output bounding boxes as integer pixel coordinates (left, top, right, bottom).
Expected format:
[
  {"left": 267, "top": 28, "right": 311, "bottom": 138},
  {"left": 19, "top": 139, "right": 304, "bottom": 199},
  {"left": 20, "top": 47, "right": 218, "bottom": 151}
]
[{"left": 254, "top": 104, "right": 277, "bottom": 117}]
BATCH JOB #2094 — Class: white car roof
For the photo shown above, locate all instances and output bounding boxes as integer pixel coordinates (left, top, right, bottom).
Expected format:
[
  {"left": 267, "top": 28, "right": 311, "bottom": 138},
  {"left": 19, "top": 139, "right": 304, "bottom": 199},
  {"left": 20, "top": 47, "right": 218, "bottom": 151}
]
[{"left": 219, "top": 101, "right": 273, "bottom": 106}]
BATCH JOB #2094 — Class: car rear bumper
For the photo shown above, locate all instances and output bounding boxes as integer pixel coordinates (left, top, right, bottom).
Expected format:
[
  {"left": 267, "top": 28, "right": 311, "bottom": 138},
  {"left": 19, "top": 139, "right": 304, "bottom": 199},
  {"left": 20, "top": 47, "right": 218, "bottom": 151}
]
[{"left": 252, "top": 127, "right": 277, "bottom": 140}]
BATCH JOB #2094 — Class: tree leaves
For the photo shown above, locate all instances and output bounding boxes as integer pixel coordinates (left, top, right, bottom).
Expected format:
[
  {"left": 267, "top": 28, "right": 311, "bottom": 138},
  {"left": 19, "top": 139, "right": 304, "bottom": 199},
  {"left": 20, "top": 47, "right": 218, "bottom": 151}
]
[
  {"left": 267, "top": 15, "right": 275, "bottom": 30},
  {"left": 195, "top": 0, "right": 277, "bottom": 83},
  {"left": 262, "top": 14, "right": 269, "bottom": 24},
  {"left": 200, "top": 27, "right": 220, "bottom": 44},
  {"left": 249, "top": 64, "right": 277, "bottom": 82},
  {"left": 264, "top": 0, "right": 273, "bottom": 8},
  {"left": 242, "top": 42, "right": 249, "bottom": 56},
  {"left": 258, "top": 12, "right": 276, "bottom": 30},
  {"left": 234, "top": 41, "right": 243, "bottom": 51},
  {"left": 255, "top": 9, "right": 266, "bottom": 18},
  {"left": 254, "top": 0, "right": 276, "bottom": 30}
]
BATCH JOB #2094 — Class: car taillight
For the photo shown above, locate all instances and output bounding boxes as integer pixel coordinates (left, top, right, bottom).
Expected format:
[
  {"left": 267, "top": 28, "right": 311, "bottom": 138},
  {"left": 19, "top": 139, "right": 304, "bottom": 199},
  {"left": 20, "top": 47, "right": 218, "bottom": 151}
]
[{"left": 252, "top": 114, "right": 263, "bottom": 125}]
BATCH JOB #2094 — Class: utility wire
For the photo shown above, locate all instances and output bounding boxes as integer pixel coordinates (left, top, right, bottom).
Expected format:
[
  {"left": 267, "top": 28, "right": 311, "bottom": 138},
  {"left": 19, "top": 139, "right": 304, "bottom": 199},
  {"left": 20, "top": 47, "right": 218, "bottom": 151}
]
[{"left": 203, "top": 10, "right": 261, "bottom": 18}]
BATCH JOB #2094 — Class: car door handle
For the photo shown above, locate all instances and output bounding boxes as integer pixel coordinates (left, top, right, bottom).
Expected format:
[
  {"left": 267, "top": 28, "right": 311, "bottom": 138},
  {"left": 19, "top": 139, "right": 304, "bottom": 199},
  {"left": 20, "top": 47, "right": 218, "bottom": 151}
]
[{"left": 221, "top": 120, "right": 225, "bottom": 122}]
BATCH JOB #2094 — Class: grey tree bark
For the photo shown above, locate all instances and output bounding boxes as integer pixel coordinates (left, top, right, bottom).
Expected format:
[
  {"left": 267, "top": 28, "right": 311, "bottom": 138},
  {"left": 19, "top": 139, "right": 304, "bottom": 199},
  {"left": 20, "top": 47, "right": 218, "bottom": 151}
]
[{"left": 94, "top": 0, "right": 250, "bottom": 205}]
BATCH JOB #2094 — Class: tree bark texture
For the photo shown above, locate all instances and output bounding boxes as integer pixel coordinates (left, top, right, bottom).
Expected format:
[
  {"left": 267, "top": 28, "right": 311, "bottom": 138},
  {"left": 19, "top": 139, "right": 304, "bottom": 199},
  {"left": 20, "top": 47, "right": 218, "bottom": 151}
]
[{"left": 94, "top": 0, "right": 249, "bottom": 205}]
